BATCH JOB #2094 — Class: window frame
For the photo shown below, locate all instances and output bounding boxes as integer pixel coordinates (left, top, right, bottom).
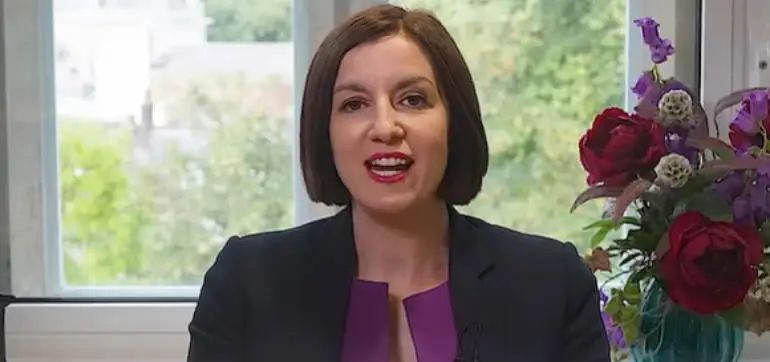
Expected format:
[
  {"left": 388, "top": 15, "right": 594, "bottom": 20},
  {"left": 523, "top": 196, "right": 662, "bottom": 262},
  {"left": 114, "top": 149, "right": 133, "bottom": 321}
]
[{"left": 7, "top": 0, "right": 770, "bottom": 360}]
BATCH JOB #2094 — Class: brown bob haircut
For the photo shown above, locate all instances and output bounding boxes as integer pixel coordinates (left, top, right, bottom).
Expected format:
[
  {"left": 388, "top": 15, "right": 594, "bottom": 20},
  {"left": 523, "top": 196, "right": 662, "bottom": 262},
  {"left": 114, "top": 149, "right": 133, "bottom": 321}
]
[{"left": 299, "top": 4, "right": 489, "bottom": 206}]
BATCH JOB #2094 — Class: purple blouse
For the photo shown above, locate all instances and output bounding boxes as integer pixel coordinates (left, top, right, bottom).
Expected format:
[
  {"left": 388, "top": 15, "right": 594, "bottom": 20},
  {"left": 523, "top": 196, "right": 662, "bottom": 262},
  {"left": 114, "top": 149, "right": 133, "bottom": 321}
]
[{"left": 340, "top": 280, "right": 457, "bottom": 362}]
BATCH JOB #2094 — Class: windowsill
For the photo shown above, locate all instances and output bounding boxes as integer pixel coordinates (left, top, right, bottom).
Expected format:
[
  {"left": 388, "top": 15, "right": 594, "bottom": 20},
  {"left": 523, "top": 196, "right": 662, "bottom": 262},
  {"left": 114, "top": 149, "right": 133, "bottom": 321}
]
[{"left": 5, "top": 302, "right": 770, "bottom": 361}]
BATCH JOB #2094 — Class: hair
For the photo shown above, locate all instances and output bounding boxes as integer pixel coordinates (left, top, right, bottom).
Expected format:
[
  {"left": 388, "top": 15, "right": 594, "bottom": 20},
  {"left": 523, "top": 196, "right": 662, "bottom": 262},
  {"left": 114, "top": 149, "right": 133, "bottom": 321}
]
[{"left": 299, "top": 4, "right": 489, "bottom": 206}]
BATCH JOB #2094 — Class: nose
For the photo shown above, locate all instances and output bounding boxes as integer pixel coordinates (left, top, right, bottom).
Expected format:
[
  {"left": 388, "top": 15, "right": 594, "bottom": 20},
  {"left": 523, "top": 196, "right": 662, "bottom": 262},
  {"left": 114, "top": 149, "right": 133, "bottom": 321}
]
[{"left": 368, "top": 103, "right": 405, "bottom": 144}]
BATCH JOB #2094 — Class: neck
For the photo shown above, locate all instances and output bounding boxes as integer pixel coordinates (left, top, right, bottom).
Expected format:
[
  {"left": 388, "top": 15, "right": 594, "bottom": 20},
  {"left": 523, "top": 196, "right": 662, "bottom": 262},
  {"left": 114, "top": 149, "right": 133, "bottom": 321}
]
[{"left": 352, "top": 200, "right": 449, "bottom": 283}]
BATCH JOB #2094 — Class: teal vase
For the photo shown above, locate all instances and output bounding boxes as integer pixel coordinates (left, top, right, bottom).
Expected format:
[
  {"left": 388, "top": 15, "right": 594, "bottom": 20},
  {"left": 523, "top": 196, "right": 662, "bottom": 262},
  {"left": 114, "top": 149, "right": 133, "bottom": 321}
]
[{"left": 629, "top": 282, "right": 744, "bottom": 362}]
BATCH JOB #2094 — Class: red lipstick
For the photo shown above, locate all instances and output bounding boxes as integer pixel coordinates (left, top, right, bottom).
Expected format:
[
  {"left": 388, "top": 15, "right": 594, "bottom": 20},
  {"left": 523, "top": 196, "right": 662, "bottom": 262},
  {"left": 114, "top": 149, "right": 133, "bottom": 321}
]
[{"left": 364, "top": 152, "right": 414, "bottom": 183}]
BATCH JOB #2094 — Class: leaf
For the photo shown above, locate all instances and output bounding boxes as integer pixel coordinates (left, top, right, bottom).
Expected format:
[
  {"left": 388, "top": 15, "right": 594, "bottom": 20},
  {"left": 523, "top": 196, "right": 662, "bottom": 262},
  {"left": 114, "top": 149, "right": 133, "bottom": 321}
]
[
  {"left": 622, "top": 281, "right": 641, "bottom": 304},
  {"left": 685, "top": 135, "right": 736, "bottom": 160},
  {"left": 583, "top": 219, "right": 615, "bottom": 230},
  {"left": 605, "top": 296, "right": 623, "bottom": 316},
  {"left": 620, "top": 313, "right": 641, "bottom": 343},
  {"left": 718, "top": 305, "right": 747, "bottom": 328},
  {"left": 619, "top": 252, "right": 640, "bottom": 267},
  {"left": 677, "top": 188, "right": 733, "bottom": 222},
  {"left": 611, "top": 179, "right": 653, "bottom": 224},
  {"left": 590, "top": 227, "right": 612, "bottom": 248},
  {"left": 701, "top": 156, "right": 770, "bottom": 173},
  {"left": 617, "top": 216, "right": 642, "bottom": 227},
  {"left": 628, "top": 267, "right": 654, "bottom": 284},
  {"left": 571, "top": 184, "right": 625, "bottom": 213}
]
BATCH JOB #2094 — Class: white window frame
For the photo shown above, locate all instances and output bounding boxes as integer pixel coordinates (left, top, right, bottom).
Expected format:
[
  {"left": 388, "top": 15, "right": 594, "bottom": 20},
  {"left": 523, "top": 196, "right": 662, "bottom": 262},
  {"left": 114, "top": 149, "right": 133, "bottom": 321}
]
[{"left": 6, "top": 0, "right": 770, "bottom": 361}]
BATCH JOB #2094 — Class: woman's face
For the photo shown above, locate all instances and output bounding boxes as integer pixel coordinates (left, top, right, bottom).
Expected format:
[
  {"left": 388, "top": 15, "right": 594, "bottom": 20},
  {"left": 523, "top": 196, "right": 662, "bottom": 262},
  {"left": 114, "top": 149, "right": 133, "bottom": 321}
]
[{"left": 330, "top": 33, "right": 448, "bottom": 214}]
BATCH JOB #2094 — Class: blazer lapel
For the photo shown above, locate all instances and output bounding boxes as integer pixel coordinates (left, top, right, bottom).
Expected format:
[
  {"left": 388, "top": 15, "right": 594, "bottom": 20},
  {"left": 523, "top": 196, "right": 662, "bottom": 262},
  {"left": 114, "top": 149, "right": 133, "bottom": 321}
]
[
  {"left": 302, "top": 207, "right": 356, "bottom": 362},
  {"left": 448, "top": 208, "right": 495, "bottom": 361},
  {"left": 296, "top": 206, "right": 498, "bottom": 361}
]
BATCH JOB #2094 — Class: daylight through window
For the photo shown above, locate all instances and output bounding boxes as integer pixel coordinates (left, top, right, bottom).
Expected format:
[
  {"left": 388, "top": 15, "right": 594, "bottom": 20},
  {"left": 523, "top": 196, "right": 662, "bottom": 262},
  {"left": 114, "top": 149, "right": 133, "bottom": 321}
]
[{"left": 54, "top": 0, "right": 627, "bottom": 290}]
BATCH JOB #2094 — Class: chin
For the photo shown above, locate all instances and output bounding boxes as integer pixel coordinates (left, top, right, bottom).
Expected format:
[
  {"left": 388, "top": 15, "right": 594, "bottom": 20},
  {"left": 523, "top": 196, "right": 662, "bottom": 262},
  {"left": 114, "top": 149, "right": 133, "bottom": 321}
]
[{"left": 354, "top": 193, "right": 419, "bottom": 215}]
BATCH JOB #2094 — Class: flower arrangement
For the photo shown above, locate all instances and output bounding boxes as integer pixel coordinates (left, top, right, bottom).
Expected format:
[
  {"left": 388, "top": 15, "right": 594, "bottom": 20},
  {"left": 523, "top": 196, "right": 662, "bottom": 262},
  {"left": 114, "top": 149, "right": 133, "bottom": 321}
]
[{"left": 574, "top": 17, "right": 770, "bottom": 360}]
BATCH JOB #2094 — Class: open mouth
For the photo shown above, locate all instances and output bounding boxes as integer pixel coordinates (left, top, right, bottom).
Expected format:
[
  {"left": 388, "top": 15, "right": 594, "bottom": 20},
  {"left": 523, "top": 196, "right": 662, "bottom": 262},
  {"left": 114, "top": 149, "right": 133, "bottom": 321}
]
[{"left": 364, "top": 152, "right": 414, "bottom": 183}]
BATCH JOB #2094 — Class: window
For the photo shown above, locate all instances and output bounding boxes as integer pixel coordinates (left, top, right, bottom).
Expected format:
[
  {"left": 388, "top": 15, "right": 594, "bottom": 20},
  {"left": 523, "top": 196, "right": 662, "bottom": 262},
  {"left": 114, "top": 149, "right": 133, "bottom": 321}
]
[
  {"left": 392, "top": 0, "right": 628, "bottom": 265},
  {"left": 8, "top": 0, "right": 770, "bottom": 361},
  {"left": 54, "top": 0, "right": 296, "bottom": 293}
]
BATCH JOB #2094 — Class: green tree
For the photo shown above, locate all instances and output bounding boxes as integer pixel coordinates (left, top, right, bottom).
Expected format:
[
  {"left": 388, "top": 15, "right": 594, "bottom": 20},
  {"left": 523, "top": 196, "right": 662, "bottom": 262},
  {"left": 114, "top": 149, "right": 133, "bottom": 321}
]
[
  {"left": 204, "top": 0, "right": 292, "bottom": 42},
  {"left": 58, "top": 120, "right": 154, "bottom": 285},
  {"left": 136, "top": 75, "right": 294, "bottom": 284},
  {"left": 59, "top": 76, "right": 295, "bottom": 285}
]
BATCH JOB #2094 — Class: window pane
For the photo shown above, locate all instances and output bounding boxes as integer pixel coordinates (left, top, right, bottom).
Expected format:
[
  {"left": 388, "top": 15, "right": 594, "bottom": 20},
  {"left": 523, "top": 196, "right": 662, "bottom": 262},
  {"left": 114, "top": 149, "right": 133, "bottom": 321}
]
[
  {"left": 54, "top": 0, "right": 294, "bottom": 286},
  {"left": 392, "top": 1, "right": 627, "bottom": 254}
]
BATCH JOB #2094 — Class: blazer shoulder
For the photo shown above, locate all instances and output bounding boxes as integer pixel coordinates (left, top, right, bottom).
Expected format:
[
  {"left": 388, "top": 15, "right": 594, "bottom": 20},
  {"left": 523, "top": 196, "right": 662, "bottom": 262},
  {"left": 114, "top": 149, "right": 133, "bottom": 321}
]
[
  {"left": 218, "top": 216, "right": 333, "bottom": 271},
  {"left": 464, "top": 214, "right": 575, "bottom": 259},
  {"left": 461, "top": 214, "right": 588, "bottom": 285}
]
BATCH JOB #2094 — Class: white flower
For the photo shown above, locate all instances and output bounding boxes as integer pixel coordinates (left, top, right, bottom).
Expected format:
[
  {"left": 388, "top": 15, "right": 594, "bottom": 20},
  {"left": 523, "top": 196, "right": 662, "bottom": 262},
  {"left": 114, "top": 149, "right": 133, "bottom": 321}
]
[
  {"left": 751, "top": 278, "right": 770, "bottom": 303},
  {"left": 654, "top": 154, "right": 692, "bottom": 188},
  {"left": 657, "top": 89, "right": 694, "bottom": 127}
]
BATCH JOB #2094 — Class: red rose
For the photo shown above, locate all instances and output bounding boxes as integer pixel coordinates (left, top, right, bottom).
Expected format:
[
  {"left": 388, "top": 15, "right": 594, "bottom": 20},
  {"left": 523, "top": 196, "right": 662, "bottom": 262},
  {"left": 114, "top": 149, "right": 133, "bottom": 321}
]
[
  {"left": 660, "top": 211, "right": 763, "bottom": 315},
  {"left": 579, "top": 107, "right": 666, "bottom": 187}
]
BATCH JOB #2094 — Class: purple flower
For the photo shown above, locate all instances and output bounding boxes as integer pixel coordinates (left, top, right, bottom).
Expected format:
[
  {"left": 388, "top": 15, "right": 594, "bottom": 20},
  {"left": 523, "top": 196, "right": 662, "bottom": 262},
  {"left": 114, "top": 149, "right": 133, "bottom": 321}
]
[
  {"left": 650, "top": 38, "right": 675, "bottom": 64},
  {"left": 599, "top": 291, "right": 627, "bottom": 349},
  {"left": 632, "top": 71, "right": 654, "bottom": 99},
  {"left": 732, "top": 90, "right": 769, "bottom": 134},
  {"left": 634, "top": 17, "right": 675, "bottom": 64},
  {"left": 634, "top": 17, "right": 661, "bottom": 45},
  {"left": 634, "top": 78, "right": 691, "bottom": 120},
  {"left": 715, "top": 170, "right": 770, "bottom": 226},
  {"left": 664, "top": 131, "right": 699, "bottom": 166},
  {"left": 644, "top": 78, "right": 687, "bottom": 108}
]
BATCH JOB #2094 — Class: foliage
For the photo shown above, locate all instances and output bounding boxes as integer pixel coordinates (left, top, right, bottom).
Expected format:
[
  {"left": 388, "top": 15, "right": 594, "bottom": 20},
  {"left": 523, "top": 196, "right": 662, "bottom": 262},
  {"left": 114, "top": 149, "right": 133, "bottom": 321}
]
[
  {"left": 58, "top": 120, "right": 154, "bottom": 285},
  {"left": 204, "top": 0, "right": 292, "bottom": 42}
]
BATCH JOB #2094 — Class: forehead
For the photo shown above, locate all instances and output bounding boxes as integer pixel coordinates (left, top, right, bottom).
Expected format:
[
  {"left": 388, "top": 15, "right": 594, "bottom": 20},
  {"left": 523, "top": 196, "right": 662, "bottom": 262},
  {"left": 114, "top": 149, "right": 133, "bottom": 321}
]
[{"left": 336, "top": 34, "right": 436, "bottom": 85}]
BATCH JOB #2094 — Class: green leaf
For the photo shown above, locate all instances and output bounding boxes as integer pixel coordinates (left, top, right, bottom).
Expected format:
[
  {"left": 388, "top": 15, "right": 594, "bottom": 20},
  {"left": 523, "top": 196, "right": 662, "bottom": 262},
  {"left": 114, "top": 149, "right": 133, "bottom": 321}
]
[
  {"left": 711, "top": 147, "right": 736, "bottom": 161},
  {"left": 676, "top": 188, "right": 733, "bottom": 222},
  {"left": 622, "top": 281, "right": 642, "bottom": 304},
  {"left": 590, "top": 227, "right": 612, "bottom": 247},
  {"left": 605, "top": 296, "right": 623, "bottom": 316},
  {"left": 620, "top": 311, "right": 641, "bottom": 343},
  {"left": 582, "top": 219, "right": 615, "bottom": 230},
  {"left": 583, "top": 216, "right": 640, "bottom": 231},
  {"left": 717, "top": 305, "right": 746, "bottom": 328},
  {"left": 617, "top": 216, "right": 641, "bottom": 227},
  {"left": 628, "top": 268, "right": 653, "bottom": 283}
]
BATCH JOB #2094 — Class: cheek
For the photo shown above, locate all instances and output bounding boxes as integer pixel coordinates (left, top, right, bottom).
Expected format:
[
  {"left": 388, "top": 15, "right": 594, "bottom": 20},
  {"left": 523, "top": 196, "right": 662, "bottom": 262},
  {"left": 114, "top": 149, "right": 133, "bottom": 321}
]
[
  {"left": 328, "top": 117, "right": 365, "bottom": 184},
  {"left": 412, "top": 112, "right": 449, "bottom": 183}
]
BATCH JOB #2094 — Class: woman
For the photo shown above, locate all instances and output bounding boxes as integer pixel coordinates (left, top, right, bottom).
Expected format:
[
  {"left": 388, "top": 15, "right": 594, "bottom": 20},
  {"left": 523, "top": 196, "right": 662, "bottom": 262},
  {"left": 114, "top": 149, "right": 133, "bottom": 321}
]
[{"left": 187, "top": 4, "right": 610, "bottom": 362}]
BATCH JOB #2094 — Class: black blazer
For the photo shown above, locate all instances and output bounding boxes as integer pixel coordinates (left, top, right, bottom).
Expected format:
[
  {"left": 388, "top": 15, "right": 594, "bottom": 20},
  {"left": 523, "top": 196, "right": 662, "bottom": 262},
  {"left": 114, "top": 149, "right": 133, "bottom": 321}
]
[{"left": 187, "top": 207, "right": 611, "bottom": 362}]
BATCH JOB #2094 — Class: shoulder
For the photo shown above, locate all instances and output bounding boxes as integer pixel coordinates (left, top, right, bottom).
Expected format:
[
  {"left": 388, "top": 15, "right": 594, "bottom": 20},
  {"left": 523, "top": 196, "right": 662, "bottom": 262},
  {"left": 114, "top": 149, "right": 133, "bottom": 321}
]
[
  {"left": 463, "top": 213, "right": 583, "bottom": 266},
  {"left": 460, "top": 213, "right": 590, "bottom": 288},
  {"left": 215, "top": 215, "right": 331, "bottom": 271}
]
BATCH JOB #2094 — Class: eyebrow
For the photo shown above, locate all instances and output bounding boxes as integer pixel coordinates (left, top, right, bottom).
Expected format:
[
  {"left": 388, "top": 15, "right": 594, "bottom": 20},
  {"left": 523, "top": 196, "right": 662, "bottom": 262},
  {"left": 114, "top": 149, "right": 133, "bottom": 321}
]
[{"left": 333, "top": 75, "right": 435, "bottom": 95}]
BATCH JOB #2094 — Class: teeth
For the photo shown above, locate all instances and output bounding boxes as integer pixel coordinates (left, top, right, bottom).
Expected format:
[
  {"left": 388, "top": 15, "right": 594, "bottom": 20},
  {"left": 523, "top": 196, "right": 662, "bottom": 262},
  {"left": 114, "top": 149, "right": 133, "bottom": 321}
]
[
  {"left": 371, "top": 157, "right": 408, "bottom": 166},
  {"left": 371, "top": 169, "right": 403, "bottom": 177}
]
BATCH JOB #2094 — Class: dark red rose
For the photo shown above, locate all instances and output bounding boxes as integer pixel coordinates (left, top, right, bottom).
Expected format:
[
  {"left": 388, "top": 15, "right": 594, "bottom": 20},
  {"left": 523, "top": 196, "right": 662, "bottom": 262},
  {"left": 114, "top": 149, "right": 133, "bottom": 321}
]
[
  {"left": 579, "top": 107, "right": 666, "bottom": 187},
  {"left": 660, "top": 211, "right": 763, "bottom": 315}
]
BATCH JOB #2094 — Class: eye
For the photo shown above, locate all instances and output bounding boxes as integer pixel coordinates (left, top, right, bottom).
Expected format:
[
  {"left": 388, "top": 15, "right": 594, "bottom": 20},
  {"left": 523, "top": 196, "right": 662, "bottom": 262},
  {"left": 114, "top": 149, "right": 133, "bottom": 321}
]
[
  {"left": 400, "top": 94, "right": 427, "bottom": 108},
  {"left": 341, "top": 100, "right": 365, "bottom": 112}
]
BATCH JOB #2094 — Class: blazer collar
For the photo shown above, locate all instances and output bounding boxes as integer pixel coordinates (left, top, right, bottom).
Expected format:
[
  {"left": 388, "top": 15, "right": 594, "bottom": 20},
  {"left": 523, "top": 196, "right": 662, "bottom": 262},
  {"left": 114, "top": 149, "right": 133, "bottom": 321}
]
[
  {"left": 319, "top": 205, "right": 495, "bottom": 276},
  {"left": 310, "top": 204, "right": 496, "bottom": 361}
]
